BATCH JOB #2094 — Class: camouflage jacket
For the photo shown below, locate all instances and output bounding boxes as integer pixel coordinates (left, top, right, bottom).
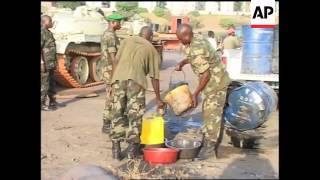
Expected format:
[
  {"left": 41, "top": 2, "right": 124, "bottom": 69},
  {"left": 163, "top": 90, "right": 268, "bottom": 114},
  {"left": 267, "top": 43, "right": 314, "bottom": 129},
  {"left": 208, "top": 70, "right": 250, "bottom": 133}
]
[
  {"left": 41, "top": 27, "right": 57, "bottom": 70},
  {"left": 181, "top": 36, "right": 231, "bottom": 95},
  {"left": 101, "top": 28, "right": 120, "bottom": 84}
]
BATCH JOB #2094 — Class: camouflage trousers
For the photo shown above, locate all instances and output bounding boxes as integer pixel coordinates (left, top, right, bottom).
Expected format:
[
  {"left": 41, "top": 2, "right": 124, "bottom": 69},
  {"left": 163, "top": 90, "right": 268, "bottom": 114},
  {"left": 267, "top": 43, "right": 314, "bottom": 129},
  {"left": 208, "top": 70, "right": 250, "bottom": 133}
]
[
  {"left": 41, "top": 72, "right": 49, "bottom": 105},
  {"left": 201, "top": 87, "right": 228, "bottom": 141},
  {"left": 101, "top": 58, "right": 113, "bottom": 131},
  {"left": 102, "top": 84, "right": 112, "bottom": 132},
  {"left": 48, "top": 69, "right": 57, "bottom": 100},
  {"left": 106, "top": 80, "right": 145, "bottom": 143}
]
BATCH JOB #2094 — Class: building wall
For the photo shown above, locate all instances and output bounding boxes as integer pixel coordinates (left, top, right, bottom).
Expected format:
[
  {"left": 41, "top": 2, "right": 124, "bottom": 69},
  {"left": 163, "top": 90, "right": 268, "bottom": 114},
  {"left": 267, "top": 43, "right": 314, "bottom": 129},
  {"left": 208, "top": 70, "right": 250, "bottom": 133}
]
[
  {"left": 166, "top": 1, "right": 196, "bottom": 16},
  {"left": 220, "top": 2, "right": 234, "bottom": 13},
  {"left": 41, "top": 1, "right": 53, "bottom": 7},
  {"left": 204, "top": 2, "right": 219, "bottom": 14}
]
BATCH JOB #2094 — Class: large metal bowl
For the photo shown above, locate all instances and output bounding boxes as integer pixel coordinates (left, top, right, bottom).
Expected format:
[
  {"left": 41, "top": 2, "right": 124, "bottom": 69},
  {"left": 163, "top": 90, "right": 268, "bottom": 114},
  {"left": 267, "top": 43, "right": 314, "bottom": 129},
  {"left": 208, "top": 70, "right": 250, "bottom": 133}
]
[{"left": 165, "top": 139, "right": 201, "bottom": 159}]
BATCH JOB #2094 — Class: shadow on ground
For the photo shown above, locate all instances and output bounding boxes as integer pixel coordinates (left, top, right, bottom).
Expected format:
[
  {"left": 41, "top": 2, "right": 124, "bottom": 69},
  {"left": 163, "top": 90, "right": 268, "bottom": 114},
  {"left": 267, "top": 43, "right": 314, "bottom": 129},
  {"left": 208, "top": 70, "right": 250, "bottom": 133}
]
[{"left": 217, "top": 148, "right": 278, "bottom": 179}]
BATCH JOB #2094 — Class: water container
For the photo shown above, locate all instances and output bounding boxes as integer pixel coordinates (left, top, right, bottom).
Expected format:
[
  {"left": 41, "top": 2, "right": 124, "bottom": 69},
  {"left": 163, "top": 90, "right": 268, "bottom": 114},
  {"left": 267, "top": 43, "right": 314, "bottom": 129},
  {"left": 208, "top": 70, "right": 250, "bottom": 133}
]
[
  {"left": 224, "top": 81, "right": 278, "bottom": 131},
  {"left": 272, "top": 25, "right": 279, "bottom": 74},
  {"left": 164, "top": 70, "right": 192, "bottom": 116},
  {"left": 235, "top": 27, "right": 242, "bottom": 38},
  {"left": 140, "top": 115, "right": 164, "bottom": 145},
  {"left": 241, "top": 25, "right": 274, "bottom": 74}
]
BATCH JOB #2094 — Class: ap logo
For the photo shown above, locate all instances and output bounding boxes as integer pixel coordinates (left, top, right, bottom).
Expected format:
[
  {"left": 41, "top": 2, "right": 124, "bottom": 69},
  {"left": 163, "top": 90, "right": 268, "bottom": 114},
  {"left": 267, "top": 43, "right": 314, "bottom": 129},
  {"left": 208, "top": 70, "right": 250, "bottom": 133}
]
[{"left": 251, "top": 0, "right": 276, "bottom": 28}]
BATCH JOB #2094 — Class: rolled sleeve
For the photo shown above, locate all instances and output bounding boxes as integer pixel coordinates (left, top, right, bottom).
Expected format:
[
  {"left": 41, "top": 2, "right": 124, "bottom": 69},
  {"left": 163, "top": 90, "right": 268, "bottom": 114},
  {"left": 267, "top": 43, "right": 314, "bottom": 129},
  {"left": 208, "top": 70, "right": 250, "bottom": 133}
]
[{"left": 148, "top": 50, "right": 161, "bottom": 80}]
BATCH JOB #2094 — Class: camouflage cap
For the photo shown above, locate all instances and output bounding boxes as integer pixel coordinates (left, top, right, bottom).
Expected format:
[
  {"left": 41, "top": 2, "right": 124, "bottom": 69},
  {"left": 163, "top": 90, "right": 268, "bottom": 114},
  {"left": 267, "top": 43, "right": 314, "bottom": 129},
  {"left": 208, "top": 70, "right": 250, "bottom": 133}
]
[{"left": 106, "top": 13, "right": 124, "bottom": 21}]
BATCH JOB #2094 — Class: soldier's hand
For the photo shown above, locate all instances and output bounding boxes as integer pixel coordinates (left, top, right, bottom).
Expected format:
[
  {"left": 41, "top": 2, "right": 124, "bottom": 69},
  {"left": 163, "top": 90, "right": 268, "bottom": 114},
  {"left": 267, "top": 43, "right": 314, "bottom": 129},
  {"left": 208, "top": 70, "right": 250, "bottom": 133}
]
[
  {"left": 156, "top": 100, "right": 165, "bottom": 114},
  {"left": 191, "top": 94, "right": 198, "bottom": 108},
  {"left": 174, "top": 63, "right": 182, "bottom": 71}
]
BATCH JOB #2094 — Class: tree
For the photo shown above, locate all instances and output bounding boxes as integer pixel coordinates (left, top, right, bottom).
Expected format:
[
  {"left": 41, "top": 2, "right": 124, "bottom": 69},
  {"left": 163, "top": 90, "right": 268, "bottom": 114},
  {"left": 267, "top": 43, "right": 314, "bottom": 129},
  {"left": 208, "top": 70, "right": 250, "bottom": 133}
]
[
  {"left": 116, "top": 2, "right": 138, "bottom": 11},
  {"left": 153, "top": 7, "right": 165, "bottom": 17},
  {"left": 137, "top": 7, "right": 148, "bottom": 14},
  {"left": 233, "top": 2, "right": 243, "bottom": 12},
  {"left": 56, "top": 1, "right": 82, "bottom": 10},
  {"left": 195, "top": 2, "right": 205, "bottom": 11},
  {"left": 156, "top": 1, "right": 166, "bottom": 8},
  {"left": 188, "top": 11, "right": 200, "bottom": 17},
  {"left": 190, "top": 17, "right": 203, "bottom": 29},
  {"left": 115, "top": 2, "right": 139, "bottom": 18}
]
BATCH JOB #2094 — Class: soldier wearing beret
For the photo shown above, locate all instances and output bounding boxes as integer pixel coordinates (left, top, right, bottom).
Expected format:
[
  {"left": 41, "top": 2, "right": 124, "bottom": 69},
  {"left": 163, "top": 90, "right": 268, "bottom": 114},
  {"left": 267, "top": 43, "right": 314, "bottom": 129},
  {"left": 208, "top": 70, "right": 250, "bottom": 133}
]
[{"left": 101, "top": 12, "right": 125, "bottom": 134}]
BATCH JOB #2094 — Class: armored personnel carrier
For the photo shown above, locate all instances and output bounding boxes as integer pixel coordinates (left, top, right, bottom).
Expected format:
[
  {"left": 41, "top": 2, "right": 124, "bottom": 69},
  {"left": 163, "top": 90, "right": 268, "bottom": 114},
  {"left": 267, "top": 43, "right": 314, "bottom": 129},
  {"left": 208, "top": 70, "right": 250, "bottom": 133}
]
[
  {"left": 48, "top": 8, "right": 163, "bottom": 88},
  {"left": 49, "top": 6, "right": 107, "bottom": 88}
]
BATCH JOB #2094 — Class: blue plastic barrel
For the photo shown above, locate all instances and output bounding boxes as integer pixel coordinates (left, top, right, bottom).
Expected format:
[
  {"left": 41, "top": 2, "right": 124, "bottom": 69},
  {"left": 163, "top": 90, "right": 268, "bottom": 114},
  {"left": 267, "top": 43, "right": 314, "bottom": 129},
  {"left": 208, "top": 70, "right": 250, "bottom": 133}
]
[
  {"left": 241, "top": 25, "right": 274, "bottom": 74},
  {"left": 235, "top": 27, "right": 242, "bottom": 38},
  {"left": 224, "top": 81, "right": 278, "bottom": 131},
  {"left": 272, "top": 25, "right": 279, "bottom": 73}
]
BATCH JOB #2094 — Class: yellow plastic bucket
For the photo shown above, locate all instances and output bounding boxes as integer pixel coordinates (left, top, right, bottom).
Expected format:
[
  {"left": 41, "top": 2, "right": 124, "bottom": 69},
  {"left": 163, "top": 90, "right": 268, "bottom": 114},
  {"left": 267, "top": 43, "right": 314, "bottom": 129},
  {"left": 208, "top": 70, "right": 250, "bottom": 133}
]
[
  {"left": 164, "top": 70, "right": 193, "bottom": 115},
  {"left": 140, "top": 115, "right": 164, "bottom": 145}
]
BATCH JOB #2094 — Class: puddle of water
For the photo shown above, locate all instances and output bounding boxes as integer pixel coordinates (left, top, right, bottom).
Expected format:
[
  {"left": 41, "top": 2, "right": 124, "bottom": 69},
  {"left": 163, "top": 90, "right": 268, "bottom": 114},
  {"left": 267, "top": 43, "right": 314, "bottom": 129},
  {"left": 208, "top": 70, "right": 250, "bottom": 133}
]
[{"left": 164, "top": 108, "right": 203, "bottom": 138}]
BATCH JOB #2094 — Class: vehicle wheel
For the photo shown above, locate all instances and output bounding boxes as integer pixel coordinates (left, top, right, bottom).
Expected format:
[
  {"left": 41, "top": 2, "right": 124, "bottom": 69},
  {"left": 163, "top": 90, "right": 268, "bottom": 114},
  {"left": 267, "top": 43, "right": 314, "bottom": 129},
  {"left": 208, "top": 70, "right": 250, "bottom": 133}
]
[
  {"left": 89, "top": 56, "right": 105, "bottom": 82},
  {"left": 242, "top": 138, "right": 256, "bottom": 149},
  {"left": 71, "top": 56, "right": 89, "bottom": 85},
  {"left": 231, "top": 136, "right": 241, "bottom": 148}
]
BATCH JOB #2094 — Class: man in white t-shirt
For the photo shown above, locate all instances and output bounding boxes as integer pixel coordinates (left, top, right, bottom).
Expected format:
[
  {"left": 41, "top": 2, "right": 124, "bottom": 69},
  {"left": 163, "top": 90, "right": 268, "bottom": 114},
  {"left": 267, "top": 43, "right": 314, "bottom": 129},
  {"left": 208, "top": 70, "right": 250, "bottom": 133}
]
[{"left": 207, "top": 31, "right": 217, "bottom": 50}]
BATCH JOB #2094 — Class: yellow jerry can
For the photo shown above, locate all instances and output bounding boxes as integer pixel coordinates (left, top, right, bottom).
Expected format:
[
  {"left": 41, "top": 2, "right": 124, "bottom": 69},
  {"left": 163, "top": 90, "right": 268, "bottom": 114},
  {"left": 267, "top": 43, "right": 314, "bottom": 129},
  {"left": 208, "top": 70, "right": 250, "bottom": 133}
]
[
  {"left": 140, "top": 115, "right": 164, "bottom": 145},
  {"left": 164, "top": 70, "right": 193, "bottom": 116}
]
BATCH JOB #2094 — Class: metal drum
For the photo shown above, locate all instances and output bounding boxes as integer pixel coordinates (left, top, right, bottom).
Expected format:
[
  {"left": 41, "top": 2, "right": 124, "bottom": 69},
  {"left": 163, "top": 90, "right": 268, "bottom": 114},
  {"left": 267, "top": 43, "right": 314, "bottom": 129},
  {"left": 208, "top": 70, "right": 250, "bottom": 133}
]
[
  {"left": 224, "top": 81, "right": 278, "bottom": 131},
  {"left": 241, "top": 25, "right": 274, "bottom": 74}
]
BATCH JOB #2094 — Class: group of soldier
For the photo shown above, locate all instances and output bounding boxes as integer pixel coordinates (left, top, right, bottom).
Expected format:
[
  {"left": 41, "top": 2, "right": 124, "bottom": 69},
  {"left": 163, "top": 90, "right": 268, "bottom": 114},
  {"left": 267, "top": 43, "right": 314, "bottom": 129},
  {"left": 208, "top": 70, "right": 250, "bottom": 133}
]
[{"left": 41, "top": 11, "right": 236, "bottom": 161}]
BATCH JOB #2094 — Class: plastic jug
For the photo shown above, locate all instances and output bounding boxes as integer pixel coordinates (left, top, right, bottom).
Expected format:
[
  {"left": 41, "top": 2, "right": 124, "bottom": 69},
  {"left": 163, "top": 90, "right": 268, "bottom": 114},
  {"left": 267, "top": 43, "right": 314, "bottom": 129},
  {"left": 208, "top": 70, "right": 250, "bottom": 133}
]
[
  {"left": 164, "top": 70, "right": 193, "bottom": 115},
  {"left": 140, "top": 115, "right": 164, "bottom": 145}
]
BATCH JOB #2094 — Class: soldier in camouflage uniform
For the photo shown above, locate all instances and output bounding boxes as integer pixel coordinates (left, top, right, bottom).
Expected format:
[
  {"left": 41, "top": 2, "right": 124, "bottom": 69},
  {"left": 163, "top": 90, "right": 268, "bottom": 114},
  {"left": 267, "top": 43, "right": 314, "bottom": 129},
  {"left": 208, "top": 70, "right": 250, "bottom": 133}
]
[
  {"left": 41, "top": 15, "right": 59, "bottom": 111},
  {"left": 175, "top": 24, "right": 231, "bottom": 159},
  {"left": 101, "top": 13, "right": 124, "bottom": 134},
  {"left": 107, "top": 26, "right": 164, "bottom": 160}
]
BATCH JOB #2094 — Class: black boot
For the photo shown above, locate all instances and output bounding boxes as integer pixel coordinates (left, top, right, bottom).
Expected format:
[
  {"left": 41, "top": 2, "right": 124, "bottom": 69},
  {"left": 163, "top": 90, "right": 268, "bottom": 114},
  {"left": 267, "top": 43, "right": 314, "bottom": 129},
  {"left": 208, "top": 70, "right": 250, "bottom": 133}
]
[
  {"left": 41, "top": 104, "right": 50, "bottom": 111},
  {"left": 198, "top": 139, "right": 216, "bottom": 160},
  {"left": 127, "top": 142, "right": 140, "bottom": 159},
  {"left": 112, "top": 140, "right": 121, "bottom": 160},
  {"left": 48, "top": 97, "right": 58, "bottom": 110}
]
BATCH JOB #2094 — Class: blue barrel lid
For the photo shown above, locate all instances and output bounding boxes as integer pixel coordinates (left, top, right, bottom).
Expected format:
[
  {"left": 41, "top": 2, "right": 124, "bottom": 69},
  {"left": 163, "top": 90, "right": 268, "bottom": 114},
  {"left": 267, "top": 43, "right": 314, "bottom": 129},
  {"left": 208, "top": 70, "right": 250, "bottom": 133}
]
[{"left": 224, "top": 81, "right": 278, "bottom": 131}]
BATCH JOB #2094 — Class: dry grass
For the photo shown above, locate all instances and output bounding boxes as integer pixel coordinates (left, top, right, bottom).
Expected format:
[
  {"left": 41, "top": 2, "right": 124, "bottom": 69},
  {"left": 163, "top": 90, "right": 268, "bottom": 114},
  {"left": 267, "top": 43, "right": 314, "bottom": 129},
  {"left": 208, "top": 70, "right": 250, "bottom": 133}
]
[
  {"left": 120, "top": 159, "right": 156, "bottom": 179},
  {"left": 196, "top": 14, "right": 250, "bottom": 32},
  {"left": 139, "top": 13, "right": 170, "bottom": 25}
]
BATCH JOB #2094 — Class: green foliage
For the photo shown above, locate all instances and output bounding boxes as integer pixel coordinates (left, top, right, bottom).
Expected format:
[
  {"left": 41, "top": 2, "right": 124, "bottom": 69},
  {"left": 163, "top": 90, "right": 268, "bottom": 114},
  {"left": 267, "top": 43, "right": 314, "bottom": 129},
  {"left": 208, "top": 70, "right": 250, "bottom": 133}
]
[
  {"left": 56, "top": 1, "right": 82, "bottom": 10},
  {"left": 163, "top": 10, "right": 172, "bottom": 21},
  {"left": 189, "top": 17, "right": 203, "bottom": 29},
  {"left": 189, "top": 11, "right": 200, "bottom": 17},
  {"left": 137, "top": 7, "right": 148, "bottom": 14},
  {"left": 233, "top": 2, "right": 243, "bottom": 12},
  {"left": 153, "top": 7, "right": 165, "bottom": 17},
  {"left": 115, "top": 2, "right": 139, "bottom": 18},
  {"left": 116, "top": 2, "right": 138, "bottom": 11},
  {"left": 219, "top": 18, "right": 239, "bottom": 29}
]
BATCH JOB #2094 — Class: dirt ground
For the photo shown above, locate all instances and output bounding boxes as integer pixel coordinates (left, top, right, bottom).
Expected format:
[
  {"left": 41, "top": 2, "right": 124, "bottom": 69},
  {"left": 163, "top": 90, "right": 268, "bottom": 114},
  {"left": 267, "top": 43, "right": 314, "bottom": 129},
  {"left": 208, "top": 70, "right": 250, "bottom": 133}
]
[{"left": 41, "top": 51, "right": 279, "bottom": 179}]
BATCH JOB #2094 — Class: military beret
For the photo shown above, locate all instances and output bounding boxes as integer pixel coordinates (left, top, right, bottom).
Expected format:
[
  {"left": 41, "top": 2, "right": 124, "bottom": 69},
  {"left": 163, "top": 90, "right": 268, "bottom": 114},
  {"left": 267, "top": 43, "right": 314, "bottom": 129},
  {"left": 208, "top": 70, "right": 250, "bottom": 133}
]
[{"left": 106, "top": 13, "right": 124, "bottom": 21}]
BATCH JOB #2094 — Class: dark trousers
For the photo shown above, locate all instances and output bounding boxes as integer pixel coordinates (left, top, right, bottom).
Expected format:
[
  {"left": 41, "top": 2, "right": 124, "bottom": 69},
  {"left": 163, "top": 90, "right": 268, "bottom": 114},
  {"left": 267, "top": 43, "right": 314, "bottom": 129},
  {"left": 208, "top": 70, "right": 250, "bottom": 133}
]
[{"left": 48, "top": 69, "right": 56, "bottom": 101}]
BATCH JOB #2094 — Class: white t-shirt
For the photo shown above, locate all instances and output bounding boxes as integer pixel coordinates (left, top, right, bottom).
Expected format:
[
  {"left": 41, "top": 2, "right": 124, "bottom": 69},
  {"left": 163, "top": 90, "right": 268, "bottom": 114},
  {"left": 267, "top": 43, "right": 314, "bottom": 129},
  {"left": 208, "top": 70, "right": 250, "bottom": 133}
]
[{"left": 208, "top": 37, "right": 217, "bottom": 50}]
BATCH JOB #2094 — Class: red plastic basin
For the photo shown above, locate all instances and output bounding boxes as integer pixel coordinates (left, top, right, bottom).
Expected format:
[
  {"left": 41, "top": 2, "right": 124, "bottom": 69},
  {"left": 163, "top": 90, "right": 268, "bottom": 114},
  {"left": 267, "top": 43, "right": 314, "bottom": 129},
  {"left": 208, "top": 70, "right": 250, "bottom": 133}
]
[{"left": 143, "top": 148, "right": 179, "bottom": 165}]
